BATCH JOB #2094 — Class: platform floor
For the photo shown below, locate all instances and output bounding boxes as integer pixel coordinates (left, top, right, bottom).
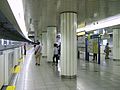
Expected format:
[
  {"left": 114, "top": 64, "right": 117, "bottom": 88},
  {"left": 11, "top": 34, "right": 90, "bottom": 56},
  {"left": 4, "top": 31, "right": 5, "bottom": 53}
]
[{"left": 16, "top": 48, "right": 120, "bottom": 90}]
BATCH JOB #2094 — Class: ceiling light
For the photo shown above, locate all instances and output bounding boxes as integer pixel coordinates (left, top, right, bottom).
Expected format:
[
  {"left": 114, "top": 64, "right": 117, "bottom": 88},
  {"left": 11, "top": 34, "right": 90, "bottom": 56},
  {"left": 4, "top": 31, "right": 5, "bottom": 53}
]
[
  {"left": 77, "top": 14, "right": 120, "bottom": 32},
  {"left": 7, "top": 0, "right": 29, "bottom": 40},
  {"left": 77, "top": 31, "right": 85, "bottom": 36}
]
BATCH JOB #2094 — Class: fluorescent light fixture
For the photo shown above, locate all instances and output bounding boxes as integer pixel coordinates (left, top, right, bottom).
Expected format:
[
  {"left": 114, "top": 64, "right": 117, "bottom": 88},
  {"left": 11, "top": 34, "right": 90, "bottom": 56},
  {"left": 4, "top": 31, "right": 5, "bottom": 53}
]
[
  {"left": 77, "top": 31, "right": 85, "bottom": 36},
  {"left": 94, "top": 30, "right": 98, "bottom": 34},
  {"left": 1, "top": 39, "right": 4, "bottom": 45},
  {"left": 77, "top": 14, "right": 120, "bottom": 32},
  {"left": 7, "top": 0, "right": 30, "bottom": 40}
]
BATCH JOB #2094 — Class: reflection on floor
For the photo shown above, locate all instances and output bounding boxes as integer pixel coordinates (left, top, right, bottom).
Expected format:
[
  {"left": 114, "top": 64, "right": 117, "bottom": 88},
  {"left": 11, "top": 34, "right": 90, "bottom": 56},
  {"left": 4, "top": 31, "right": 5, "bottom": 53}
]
[{"left": 16, "top": 48, "right": 120, "bottom": 90}]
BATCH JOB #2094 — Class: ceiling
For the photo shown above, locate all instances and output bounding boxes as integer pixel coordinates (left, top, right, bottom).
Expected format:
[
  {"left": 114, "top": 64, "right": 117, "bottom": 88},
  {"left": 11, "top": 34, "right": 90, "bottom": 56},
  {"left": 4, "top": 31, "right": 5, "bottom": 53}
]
[
  {"left": 1, "top": 0, "right": 120, "bottom": 41},
  {"left": 0, "top": 0, "right": 32, "bottom": 42},
  {"left": 22, "top": 0, "right": 120, "bottom": 38}
]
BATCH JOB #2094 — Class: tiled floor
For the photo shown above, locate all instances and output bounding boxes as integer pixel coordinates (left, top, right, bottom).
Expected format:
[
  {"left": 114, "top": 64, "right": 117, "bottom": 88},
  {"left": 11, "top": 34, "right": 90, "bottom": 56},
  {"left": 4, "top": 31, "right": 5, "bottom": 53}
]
[{"left": 16, "top": 48, "right": 120, "bottom": 90}]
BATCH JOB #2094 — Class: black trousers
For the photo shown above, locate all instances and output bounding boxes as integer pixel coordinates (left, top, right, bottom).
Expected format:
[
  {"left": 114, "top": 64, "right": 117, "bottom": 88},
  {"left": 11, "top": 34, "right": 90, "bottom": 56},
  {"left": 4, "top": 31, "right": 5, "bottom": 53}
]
[
  {"left": 93, "top": 53, "right": 97, "bottom": 61},
  {"left": 53, "top": 54, "right": 58, "bottom": 64},
  {"left": 24, "top": 50, "right": 26, "bottom": 55}
]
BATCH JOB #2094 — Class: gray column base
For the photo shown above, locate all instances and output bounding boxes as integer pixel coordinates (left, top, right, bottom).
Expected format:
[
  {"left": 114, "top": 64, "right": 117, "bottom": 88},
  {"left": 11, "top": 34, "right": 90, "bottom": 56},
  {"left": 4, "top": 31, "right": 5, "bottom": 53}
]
[
  {"left": 113, "top": 59, "right": 120, "bottom": 61},
  {"left": 61, "top": 75, "right": 77, "bottom": 79}
]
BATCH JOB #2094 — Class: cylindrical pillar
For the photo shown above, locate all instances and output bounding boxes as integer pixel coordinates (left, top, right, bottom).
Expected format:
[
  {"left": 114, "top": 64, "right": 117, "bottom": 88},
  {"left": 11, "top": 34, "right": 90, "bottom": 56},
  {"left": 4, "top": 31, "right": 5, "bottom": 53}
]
[
  {"left": 42, "top": 32, "right": 47, "bottom": 57},
  {"left": 113, "top": 29, "right": 120, "bottom": 60},
  {"left": 34, "top": 31, "right": 38, "bottom": 42},
  {"left": 47, "top": 26, "right": 56, "bottom": 62},
  {"left": 60, "top": 12, "right": 77, "bottom": 77},
  {"left": 39, "top": 34, "right": 42, "bottom": 43}
]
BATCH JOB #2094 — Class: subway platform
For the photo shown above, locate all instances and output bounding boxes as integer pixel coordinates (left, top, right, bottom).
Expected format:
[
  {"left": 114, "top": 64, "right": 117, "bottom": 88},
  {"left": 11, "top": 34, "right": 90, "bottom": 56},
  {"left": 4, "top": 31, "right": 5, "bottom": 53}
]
[{"left": 15, "top": 48, "right": 120, "bottom": 90}]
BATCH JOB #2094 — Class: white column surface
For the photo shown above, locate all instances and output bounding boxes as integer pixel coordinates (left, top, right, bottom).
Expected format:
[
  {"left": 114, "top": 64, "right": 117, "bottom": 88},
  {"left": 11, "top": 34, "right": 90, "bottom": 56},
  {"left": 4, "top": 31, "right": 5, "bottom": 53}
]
[
  {"left": 47, "top": 27, "right": 56, "bottom": 62},
  {"left": 0, "top": 53, "right": 4, "bottom": 88},
  {"left": 42, "top": 33, "right": 47, "bottom": 56},
  {"left": 113, "top": 29, "right": 120, "bottom": 60},
  {"left": 60, "top": 12, "right": 77, "bottom": 76}
]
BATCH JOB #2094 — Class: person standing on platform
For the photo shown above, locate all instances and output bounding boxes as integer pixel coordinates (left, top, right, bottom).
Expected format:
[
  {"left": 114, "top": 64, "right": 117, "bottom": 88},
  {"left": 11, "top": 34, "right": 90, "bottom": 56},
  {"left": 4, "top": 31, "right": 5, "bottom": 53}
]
[
  {"left": 53, "top": 43, "right": 59, "bottom": 66},
  {"left": 35, "top": 41, "right": 42, "bottom": 66},
  {"left": 93, "top": 40, "right": 98, "bottom": 62},
  {"left": 58, "top": 44, "right": 61, "bottom": 60},
  {"left": 104, "top": 43, "right": 111, "bottom": 59},
  {"left": 24, "top": 43, "right": 26, "bottom": 55}
]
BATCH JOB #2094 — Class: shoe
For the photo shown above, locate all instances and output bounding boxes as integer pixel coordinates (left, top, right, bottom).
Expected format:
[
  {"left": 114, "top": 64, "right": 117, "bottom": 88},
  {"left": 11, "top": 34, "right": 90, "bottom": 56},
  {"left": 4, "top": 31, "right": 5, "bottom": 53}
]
[
  {"left": 38, "top": 64, "right": 40, "bottom": 66},
  {"left": 35, "top": 63, "right": 38, "bottom": 65}
]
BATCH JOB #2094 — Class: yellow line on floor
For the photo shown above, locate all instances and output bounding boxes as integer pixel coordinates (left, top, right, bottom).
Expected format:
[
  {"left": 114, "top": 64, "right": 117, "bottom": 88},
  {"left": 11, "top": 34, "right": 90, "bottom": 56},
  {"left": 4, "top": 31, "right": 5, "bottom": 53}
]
[{"left": 6, "top": 86, "right": 15, "bottom": 90}]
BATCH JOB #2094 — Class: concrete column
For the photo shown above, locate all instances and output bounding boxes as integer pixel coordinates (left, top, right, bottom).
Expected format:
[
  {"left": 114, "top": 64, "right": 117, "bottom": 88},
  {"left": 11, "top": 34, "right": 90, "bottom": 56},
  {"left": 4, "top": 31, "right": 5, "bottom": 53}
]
[
  {"left": 34, "top": 31, "right": 38, "bottom": 42},
  {"left": 47, "top": 26, "right": 56, "bottom": 62},
  {"left": 42, "top": 32, "right": 47, "bottom": 57},
  {"left": 60, "top": 12, "right": 77, "bottom": 77},
  {"left": 38, "top": 34, "right": 42, "bottom": 43},
  {"left": 113, "top": 29, "right": 120, "bottom": 60}
]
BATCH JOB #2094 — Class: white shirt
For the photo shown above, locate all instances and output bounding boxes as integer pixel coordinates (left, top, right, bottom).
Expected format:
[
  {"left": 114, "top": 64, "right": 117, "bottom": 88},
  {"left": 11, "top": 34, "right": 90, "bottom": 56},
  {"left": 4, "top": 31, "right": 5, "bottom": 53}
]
[{"left": 54, "top": 47, "right": 58, "bottom": 55}]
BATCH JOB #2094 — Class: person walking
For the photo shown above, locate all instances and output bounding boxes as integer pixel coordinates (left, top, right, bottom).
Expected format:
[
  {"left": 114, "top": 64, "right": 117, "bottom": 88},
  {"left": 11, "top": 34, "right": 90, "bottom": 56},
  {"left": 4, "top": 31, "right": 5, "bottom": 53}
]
[{"left": 35, "top": 41, "right": 42, "bottom": 66}]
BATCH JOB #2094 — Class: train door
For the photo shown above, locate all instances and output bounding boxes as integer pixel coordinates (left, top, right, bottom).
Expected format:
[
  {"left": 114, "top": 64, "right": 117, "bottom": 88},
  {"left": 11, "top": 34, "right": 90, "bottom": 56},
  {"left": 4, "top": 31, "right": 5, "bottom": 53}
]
[{"left": 0, "top": 51, "right": 4, "bottom": 88}]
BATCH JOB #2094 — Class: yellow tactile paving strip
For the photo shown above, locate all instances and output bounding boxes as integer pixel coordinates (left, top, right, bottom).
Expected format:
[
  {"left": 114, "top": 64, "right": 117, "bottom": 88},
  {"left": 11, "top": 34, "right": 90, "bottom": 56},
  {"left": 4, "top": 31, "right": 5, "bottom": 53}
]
[{"left": 6, "top": 86, "right": 15, "bottom": 90}]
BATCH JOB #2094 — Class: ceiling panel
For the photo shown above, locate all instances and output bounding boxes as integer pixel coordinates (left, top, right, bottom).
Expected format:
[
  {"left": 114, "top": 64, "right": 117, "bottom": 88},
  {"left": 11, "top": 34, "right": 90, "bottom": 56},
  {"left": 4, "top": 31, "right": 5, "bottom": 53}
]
[{"left": 22, "top": 0, "right": 120, "bottom": 38}]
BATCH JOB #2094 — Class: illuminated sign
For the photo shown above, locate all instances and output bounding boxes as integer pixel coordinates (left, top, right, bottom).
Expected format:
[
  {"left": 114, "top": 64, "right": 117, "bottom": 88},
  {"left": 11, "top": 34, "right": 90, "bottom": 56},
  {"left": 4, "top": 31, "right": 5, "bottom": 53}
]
[
  {"left": 77, "top": 14, "right": 120, "bottom": 32},
  {"left": 77, "top": 31, "right": 85, "bottom": 36}
]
